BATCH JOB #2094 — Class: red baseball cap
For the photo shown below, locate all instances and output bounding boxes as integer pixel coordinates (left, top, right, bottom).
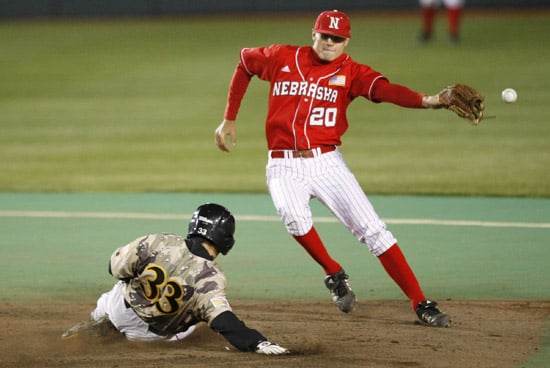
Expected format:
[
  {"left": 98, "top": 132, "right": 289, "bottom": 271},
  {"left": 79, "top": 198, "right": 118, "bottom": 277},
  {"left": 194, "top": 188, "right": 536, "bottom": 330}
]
[{"left": 313, "top": 10, "right": 351, "bottom": 39}]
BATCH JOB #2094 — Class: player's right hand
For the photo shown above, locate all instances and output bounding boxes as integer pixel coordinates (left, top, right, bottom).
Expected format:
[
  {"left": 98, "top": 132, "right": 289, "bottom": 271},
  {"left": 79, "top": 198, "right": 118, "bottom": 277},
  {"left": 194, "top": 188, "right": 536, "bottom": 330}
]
[
  {"left": 214, "top": 119, "right": 236, "bottom": 152},
  {"left": 255, "top": 341, "right": 290, "bottom": 355}
]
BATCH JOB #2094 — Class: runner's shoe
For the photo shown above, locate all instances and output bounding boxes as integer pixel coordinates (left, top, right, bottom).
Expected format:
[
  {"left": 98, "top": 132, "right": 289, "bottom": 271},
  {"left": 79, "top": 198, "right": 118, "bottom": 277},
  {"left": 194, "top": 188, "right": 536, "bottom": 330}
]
[{"left": 61, "top": 315, "right": 117, "bottom": 339}]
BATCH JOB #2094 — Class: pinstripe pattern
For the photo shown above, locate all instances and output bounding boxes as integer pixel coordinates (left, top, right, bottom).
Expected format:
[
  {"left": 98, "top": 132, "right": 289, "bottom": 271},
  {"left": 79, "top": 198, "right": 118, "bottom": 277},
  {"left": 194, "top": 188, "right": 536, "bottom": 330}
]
[{"left": 267, "top": 148, "right": 396, "bottom": 256}]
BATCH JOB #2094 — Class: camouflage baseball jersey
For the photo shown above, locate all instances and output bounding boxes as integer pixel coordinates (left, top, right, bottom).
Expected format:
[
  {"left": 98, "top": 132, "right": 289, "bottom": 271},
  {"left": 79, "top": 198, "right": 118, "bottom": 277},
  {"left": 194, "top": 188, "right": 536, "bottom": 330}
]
[{"left": 109, "top": 233, "right": 232, "bottom": 336}]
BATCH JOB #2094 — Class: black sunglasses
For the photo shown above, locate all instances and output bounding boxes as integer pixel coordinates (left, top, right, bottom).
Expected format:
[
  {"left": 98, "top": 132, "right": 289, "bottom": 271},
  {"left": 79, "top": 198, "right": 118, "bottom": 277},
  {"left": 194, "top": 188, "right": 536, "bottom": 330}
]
[{"left": 320, "top": 33, "right": 346, "bottom": 43}]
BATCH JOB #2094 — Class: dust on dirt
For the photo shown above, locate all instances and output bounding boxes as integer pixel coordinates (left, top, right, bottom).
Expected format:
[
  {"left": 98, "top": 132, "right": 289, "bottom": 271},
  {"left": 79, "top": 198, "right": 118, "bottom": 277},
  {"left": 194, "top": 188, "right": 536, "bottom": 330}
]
[{"left": 1, "top": 300, "right": 548, "bottom": 368}]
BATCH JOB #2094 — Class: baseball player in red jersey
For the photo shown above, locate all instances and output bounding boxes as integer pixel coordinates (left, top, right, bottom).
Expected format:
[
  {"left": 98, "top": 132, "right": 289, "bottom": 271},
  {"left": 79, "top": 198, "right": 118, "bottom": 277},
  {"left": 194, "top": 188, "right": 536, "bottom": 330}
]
[{"left": 215, "top": 10, "right": 452, "bottom": 327}]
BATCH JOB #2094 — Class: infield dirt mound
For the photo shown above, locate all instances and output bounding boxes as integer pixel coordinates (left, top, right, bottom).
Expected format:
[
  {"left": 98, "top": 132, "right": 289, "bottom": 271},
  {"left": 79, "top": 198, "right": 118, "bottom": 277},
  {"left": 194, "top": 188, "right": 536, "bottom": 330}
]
[{"left": 1, "top": 300, "right": 548, "bottom": 368}]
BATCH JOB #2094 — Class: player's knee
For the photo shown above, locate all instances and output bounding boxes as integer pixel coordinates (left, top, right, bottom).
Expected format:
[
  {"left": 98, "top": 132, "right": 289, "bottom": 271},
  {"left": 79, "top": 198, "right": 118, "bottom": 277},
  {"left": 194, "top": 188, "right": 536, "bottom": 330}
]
[{"left": 284, "top": 220, "right": 313, "bottom": 236}]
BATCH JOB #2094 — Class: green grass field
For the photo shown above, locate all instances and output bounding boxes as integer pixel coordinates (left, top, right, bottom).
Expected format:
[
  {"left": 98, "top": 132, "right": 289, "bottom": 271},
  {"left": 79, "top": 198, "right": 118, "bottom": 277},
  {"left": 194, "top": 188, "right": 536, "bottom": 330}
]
[{"left": 1, "top": 11, "right": 549, "bottom": 195}]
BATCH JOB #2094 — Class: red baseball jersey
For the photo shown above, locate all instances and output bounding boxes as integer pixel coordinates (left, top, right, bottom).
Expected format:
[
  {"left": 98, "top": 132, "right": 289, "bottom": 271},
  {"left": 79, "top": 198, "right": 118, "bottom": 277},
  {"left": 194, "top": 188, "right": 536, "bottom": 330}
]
[{"left": 225, "top": 44, "right": 423, "bottom": 150}]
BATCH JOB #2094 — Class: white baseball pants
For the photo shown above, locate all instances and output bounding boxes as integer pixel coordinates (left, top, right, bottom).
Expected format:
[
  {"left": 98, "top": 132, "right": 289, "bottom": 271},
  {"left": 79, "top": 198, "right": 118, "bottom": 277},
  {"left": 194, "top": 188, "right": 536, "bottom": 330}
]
[{"left": 266, "top": 148, "right": 397, "bottom": 257}]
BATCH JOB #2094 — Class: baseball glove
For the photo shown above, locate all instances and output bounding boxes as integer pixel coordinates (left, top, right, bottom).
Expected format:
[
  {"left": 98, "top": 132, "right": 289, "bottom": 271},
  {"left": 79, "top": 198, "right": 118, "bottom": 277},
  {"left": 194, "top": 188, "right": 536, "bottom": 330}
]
[{"left": 438, "top": 84, "right": 485, "bottom": 125}]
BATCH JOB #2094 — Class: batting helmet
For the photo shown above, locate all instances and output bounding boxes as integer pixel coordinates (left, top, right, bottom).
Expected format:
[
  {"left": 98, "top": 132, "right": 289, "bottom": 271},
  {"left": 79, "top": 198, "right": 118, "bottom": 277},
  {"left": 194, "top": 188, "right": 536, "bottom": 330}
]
[{"left": 187, "top": 203, "right": 235, "bottom": 255}]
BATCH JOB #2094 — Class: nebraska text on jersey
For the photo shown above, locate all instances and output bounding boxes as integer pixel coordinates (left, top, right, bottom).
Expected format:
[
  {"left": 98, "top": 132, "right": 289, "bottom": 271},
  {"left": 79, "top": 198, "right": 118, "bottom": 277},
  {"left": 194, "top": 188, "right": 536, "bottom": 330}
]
[{"left": 272, "top": 81, "right": 338, "bottom": 103}]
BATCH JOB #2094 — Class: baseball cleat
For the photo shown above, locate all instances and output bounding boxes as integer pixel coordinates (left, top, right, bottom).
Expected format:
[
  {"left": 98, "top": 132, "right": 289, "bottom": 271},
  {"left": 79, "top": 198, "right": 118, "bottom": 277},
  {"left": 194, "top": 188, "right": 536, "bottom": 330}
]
[
  {"left": 415, "top": 300, "right": 451, "bottom": 327},
  {"left": 61, "top": 315, "right": 117, "bottom": 339},
  {"left": 324, "top": 269, "right": 356, "bottom": 313}
]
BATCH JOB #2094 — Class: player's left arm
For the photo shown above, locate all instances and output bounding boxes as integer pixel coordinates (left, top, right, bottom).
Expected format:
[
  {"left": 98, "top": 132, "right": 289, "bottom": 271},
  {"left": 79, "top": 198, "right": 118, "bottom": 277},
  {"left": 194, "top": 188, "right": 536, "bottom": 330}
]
[
  {"left": 370, "top": 79, "right": 425, "bottom": 108},
  {"left": 210, "top": 311, "right": 289, "bottom": 354},
  {"left": 210, "top": 311, "right": 266, "bottom": 351},
  {"left": 371, "top": 79, "right": 485, "bottom": 124}
]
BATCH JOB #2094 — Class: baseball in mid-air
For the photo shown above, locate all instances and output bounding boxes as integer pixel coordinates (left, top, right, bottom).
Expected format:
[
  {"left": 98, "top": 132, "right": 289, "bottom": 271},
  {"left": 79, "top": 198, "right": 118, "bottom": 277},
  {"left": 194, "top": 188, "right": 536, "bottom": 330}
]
[{"left": 501, "top": 88, "right": 518, "bottom": 103}]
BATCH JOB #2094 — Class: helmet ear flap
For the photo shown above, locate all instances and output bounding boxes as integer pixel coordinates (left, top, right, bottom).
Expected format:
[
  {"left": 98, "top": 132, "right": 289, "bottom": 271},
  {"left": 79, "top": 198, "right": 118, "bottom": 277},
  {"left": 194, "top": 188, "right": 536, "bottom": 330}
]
[{"left": 187, "top": 203, "right": 235, "bottom": 255}]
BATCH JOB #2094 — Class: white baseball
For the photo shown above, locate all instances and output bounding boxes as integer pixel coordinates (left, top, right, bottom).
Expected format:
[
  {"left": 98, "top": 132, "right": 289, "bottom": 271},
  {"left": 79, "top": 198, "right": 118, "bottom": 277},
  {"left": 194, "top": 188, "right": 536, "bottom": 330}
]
[{"left": 501, "top": 88, "right": 517, "bottom": 103}]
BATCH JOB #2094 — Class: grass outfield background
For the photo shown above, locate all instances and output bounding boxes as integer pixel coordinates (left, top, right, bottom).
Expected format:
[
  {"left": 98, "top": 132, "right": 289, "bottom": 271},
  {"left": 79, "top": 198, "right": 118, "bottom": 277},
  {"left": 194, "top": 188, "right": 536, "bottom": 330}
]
[{"left": 0, "top": 11, "right": 549, "bottom": 196}]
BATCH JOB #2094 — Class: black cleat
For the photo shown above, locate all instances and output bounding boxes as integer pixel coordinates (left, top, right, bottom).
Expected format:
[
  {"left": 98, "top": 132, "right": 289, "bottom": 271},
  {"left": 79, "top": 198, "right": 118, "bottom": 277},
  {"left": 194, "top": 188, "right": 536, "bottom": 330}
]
[
  {"left": 324, "top": 269, "right": 356, "bottom": 313},
  {"left": 416, "top": 300, "right": 451, "bottom": 327}
]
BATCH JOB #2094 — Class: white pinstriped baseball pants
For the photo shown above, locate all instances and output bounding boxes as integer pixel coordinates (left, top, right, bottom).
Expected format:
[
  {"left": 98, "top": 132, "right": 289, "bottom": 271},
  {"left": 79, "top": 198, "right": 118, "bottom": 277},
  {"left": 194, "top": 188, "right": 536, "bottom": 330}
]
[{"left": 266, "top": 148, "right": 396, "bottom": 257}]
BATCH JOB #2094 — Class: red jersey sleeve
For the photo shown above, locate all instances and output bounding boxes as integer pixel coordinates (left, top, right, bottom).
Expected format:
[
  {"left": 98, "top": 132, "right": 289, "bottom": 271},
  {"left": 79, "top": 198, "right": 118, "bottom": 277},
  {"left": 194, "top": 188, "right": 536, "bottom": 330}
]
[
  {"left": 224, "top": 46, "right": 280, "bottom": 121},
  {"left": 370, "top": 78, "right": 424, "bottom": 108},
  {"left": 224, "top": 63, "right": 252, "bottom": 121}
]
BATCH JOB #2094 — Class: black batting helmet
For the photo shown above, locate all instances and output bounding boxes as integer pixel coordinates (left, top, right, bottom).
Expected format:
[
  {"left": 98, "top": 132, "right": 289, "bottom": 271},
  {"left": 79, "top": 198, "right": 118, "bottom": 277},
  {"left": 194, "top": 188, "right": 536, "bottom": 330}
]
[{"left": 187, "top": 203, "right": 235, "bottom": 255}]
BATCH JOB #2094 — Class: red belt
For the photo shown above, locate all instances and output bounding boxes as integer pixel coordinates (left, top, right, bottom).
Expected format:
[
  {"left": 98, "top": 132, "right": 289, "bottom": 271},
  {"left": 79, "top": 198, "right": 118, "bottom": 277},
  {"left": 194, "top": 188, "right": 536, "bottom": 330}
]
[{"left": 269, "top": 146, "right": 336, "bottom": 159}]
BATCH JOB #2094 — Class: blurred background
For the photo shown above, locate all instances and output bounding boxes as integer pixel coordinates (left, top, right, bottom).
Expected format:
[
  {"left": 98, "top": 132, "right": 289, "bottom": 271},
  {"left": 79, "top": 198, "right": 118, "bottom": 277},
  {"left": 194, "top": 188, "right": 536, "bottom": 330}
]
[
  {"left": 0, "top": 0, "right": 548, "bottom": 18},
  {"left": 1, "top": 1, "right": 549, "bottom": 196}
]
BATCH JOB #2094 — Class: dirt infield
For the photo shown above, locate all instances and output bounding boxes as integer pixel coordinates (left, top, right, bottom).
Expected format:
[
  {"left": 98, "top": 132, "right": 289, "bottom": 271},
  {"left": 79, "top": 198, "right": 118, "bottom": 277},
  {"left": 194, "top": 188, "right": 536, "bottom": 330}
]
[{"left": 2, "top": 300, "right": 548, "bottom": 368}]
